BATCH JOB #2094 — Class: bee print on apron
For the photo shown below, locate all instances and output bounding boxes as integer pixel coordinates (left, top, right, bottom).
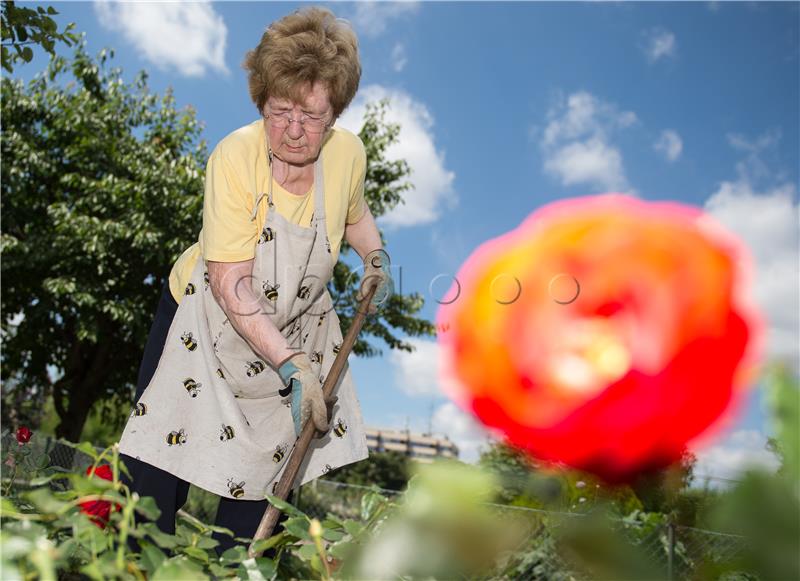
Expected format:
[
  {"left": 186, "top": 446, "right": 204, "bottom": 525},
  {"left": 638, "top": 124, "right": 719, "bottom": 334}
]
[
  {"left": 258, "top": 226, "right": 274, "bottom": 244},
  {"left": 333, "top": 419, "right": 348, "bottom": 438},
  {"left": 272, "top": 444, "right": 288, "bottom": 463},
  {"left": 245, "top": 360, "right": 266, "bottom": 377},
  {"left": 227, "top": 478, "right": 245, "bottom": 498},
  {"left": 262, "top": 281, "right": 279, "bottom": 302},
  {"left": 220, "top": 424, "right": 235, "bottom": 441},
  {"left": 180, "top": 331, "right": 198, "bottom": 351},
  {"left": 131, "top": 402, "right": 147, "bottom": 417},
  {"left": 183, "top": 378, "right": 202, "bottom": 398},
  {"left": 166, "top": 429, "right": 187, "bottom": 446}
]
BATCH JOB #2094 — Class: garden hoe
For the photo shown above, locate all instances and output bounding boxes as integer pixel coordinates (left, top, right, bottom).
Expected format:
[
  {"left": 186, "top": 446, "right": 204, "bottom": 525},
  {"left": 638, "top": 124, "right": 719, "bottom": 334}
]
[{"left": 249, "top": 282, "right": 378, "bottom": 558}]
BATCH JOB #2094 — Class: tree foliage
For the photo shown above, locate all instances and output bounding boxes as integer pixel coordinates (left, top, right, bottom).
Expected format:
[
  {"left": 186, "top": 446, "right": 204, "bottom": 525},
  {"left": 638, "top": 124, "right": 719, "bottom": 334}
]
[
  {"left": 323, "top": 450, "right": 411, "bottom": 491},
  {"left": 2, "top": 46, "right": 434, "bottom": 442},
  {"left": 2, "top": 42, "right": 208, "bottom": 441},
  {"left": 334, "top": 99, "right": 435, "bottom": 357},
  {"left": 1, "top": 1, "right": 77, "bottom": 73}
]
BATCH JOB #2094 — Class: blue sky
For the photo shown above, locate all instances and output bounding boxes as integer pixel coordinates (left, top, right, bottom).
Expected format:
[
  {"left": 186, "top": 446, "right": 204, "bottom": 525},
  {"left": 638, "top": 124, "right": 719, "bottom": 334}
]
[{"left": 20, "top": 1, "right": 798, "bottom": 478}]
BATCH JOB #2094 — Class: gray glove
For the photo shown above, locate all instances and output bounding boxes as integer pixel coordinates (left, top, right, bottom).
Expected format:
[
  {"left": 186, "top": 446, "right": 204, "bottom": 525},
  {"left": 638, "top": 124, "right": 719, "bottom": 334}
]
[
  {"left": 278, "top": 352, "right": 329, "bottom": 437},
  {"left": 357, "top": 249, "right": 394, "bottom": 314}
]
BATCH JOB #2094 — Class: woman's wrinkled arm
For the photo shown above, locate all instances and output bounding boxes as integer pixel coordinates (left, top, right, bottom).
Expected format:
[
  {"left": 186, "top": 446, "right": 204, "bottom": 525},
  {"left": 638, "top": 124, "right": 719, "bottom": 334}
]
[
  {"left": 206, "top": 259, "right": 295, "bottom": 368},
  {"left": 344, "top": 204, "right": 383, "bottom": 260}
]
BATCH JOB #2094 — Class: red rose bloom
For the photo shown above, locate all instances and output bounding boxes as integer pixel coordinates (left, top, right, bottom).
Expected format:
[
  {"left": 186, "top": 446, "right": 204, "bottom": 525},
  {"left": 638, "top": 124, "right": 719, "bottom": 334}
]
[
  {"left": 79, "top": 464, "right": 120, "bottom": 528},
  {"left": 437, "top": 195, "right": 763, "bottom": 483},
  {"left": 15, "top": 426, "right": 32, "bottom": 444}
]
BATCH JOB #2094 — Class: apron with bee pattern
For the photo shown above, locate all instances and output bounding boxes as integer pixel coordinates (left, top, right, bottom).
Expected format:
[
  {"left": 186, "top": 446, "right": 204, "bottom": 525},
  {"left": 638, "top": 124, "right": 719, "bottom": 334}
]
[{"left": 118, "top": 146, "right": 368, "bottom": 501}]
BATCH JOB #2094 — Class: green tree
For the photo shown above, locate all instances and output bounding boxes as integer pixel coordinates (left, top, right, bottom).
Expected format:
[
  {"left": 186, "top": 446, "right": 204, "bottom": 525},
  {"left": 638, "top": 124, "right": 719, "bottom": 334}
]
[
  {"left": 323, "top": 450, "right": 411, "bottom": 491},
  {"left": 334, "top": 98, "right": 434, "bottom": 357},
  {"left": 1, "top": 1, "right": 77, "bottom": 73},
  {"left": 2, "top": 46, "right": 434, "bottom": 443},
  {"left": 2, "top": 43, "right": 208, "bottom": 442}
]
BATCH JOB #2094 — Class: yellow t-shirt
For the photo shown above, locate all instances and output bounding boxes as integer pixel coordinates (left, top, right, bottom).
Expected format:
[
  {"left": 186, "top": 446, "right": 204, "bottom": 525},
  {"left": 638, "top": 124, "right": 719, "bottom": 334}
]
[{"left": 168, "top": 120, "right": 367, "bottom": 303}]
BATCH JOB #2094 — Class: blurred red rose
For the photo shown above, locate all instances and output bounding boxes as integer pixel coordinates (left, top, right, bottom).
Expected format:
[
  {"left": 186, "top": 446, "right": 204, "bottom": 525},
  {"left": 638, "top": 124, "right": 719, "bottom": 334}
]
[
  {"left": 437, "top": 194, "right": 763, "bottom": 483},
  {"left": 80, "top": 464, "right": 120, "bottom": 528},
  {"left": 15, "top": 426, "right": 32, "bottom": 444}
]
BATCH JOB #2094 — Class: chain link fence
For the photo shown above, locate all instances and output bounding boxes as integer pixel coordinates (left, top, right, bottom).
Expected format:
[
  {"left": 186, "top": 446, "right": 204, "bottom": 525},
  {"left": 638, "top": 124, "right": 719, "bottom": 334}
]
[{"left": 2, "top": 433, "right": 756, "bottom": 580}]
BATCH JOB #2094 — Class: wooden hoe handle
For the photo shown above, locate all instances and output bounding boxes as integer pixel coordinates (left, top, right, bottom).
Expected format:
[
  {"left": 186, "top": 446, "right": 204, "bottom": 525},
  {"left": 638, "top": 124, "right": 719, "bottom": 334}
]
[{"left": 248, "top": 283, "right": 377, "bottom": 557}]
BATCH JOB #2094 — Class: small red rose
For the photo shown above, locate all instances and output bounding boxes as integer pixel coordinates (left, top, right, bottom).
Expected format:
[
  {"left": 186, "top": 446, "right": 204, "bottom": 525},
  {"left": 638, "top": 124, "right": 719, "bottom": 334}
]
[
  {"left": 15, "top": 426, "right": 32, "bottom": 444},
  {"left": 79, "top": 464, "right": 120, "bottom": 529}
]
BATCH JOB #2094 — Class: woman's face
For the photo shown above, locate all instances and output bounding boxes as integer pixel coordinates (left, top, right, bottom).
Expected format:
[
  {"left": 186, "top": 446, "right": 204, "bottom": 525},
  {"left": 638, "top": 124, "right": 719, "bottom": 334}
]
[{"left": 263, "top": 81, "right": 334, "bottom": 168}]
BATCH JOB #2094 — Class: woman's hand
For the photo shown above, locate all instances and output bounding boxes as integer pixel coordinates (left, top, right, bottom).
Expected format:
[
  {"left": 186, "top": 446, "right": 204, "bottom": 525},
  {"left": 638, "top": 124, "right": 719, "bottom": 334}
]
[
  {"left": 344, "top": 205, "right": 393, "bottom": 313},
  {"left": 277, "top": 352, "right": 330, "bottom": 437},
  {"left": 357, "top": 249, "right": 394, "bottom": 314}
]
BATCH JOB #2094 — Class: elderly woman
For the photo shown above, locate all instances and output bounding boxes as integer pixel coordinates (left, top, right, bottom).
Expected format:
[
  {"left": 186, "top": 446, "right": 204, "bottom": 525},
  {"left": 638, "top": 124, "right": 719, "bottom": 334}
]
[{"left": 118, "top": 7, "right": 391, "bottom": 554}]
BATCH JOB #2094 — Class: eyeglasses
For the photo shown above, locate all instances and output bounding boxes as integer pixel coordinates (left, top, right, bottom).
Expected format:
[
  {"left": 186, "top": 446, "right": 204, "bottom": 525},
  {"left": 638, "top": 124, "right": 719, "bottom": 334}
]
[{"left": 265, "top": 106, "right": 331, "bottom": 134}]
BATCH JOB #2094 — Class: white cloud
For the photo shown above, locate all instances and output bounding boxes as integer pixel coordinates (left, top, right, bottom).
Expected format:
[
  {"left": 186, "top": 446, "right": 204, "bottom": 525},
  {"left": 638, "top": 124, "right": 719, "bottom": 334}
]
[
  {"left": 350, "top": 1, "right": 420, "bottom": 38},
  {"left": 539, "top": 91, "right": 637, "bottom": 192},
  {"left": 693, "top": 429, "right": 780, "bottom": 486},
  {"left": 337, "top": 85, "right": 457, "bottom": 227},
  {"left": 544, "top": 138, "right": 627, "bottom": 191},
  {"left": 391, "top": 42, "right": 407, "bottom": 72},
  {"left": 654, "top": 129, "right": 683, "bottom": 162},
  {"left": 94, "top": 0, "right": 228, "bottom": 78},
  {"left": 388, "top": 338, "right": 443, "bottom": 397},
  {"left": 385, "top": 338, "right": 495, "bottom": 462},
  {"left": 703, "top": 132, "right": 799, "bottom": 370},
  {"left": 642, "top": 27, "right": 677, "bottom": 63},
  {"left": 432, "top": 402, "right": 496, "bottom": 463}
]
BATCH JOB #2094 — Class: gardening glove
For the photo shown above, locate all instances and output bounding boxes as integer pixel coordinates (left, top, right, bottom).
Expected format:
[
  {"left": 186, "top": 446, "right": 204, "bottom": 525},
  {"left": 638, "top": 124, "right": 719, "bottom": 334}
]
[
  {"left": 278, "top": 352, "right": 329, "bottom": 437},
  {"left": 357, "top": 249, "right": 394, "bottom": 314}
]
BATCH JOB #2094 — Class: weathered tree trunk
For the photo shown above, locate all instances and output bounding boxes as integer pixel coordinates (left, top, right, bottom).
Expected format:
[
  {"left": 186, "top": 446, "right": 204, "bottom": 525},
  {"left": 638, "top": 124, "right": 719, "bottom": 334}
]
[{"left": 51, "top": 324, "right": 115, "bottom": 467}]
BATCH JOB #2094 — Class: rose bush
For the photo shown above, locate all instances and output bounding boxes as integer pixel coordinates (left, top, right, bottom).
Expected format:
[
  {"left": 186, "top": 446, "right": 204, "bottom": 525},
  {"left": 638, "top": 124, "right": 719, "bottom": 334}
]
[{"left": 437, "top": 194, "right": 763, "bottom": 482}]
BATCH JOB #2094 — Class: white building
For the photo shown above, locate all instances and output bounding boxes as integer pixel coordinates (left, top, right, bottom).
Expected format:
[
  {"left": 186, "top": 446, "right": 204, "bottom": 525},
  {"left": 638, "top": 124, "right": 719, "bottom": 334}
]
[{"left": 365, "top": 427, "right": 459, "bottom": 463}]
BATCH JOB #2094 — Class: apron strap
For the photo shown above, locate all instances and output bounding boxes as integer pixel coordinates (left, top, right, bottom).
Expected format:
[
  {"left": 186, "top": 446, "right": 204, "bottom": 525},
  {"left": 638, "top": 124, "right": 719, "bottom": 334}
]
[{"left": 250, "top": 148, "right": 274, "bottom": 222}]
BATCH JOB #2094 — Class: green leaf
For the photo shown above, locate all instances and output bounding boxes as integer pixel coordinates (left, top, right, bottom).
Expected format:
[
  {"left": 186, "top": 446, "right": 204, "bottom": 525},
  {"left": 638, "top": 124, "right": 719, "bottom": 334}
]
[
  {"left": 151, "top": 556, "right": 209, "bottom": 580},
  {"left": 208, "top": 563, "right": 235, "bottom": 578},
  {"left": 236, "top": 557, "right": 277, "bottom": 580},
  {"left": 80, "top": 560, "right": 104, "bottom": 581},
  {"left": 1, "top": 497, "right": 19, "bottom": 516},
  {"left": 282, "top": 516, "right": 312, "bottom": 541},
  {"left": 360, "top": 491, "right": 386, "bottom": 521},
  {"left": 24, "top": 488, "right": 67, "bottom": 513},
  {"left": 264, "top": 494, "right": 305, "bottom": 517},
  {"left": 69, "top": 441, "right": 100, "bottom": 460},
  {"left": 327, "top": 539, "right": 356, "bottom": 560},
  {"left": 321, "top": 527, "right": 345, "bottom": 542},
  {"left": 140, "top": 523, "right": 179, "bottom": 549},
  {"left": 297, "top": 543, "right": 317, "bottom": 560},
  {"left": 181, "top": 545, "right": 210, "bottom": 563},
  {"left": 248, "top": 531, "right": 285, "bottom": 555},
  {"left": 134, "top": 495, "right": 162, "bottom": 520},
  {"left": 219, "top": 545, "right": 248, "bottom": 567},
  {"left": 139, "top": 543, "right": 168, "bottom": 574},
  {"left": 343, "top": 519, "right": 364, "bottom": 538},
  {"left": 194, "top": 535, "right": 220, "bottom": 550}
]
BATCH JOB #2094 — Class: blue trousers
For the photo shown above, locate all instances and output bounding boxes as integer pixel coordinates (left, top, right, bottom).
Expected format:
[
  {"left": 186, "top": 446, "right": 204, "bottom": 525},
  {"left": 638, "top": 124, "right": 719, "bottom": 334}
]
[{"left": 120, "top": 281, "right": 290, "bottom": 557}]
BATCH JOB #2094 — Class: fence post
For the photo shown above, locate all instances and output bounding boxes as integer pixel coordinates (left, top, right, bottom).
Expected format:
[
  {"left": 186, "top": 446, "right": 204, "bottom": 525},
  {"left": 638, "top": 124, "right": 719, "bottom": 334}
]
[{"left": 667, "top": 519, "right": 675, "bottom": 581}]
